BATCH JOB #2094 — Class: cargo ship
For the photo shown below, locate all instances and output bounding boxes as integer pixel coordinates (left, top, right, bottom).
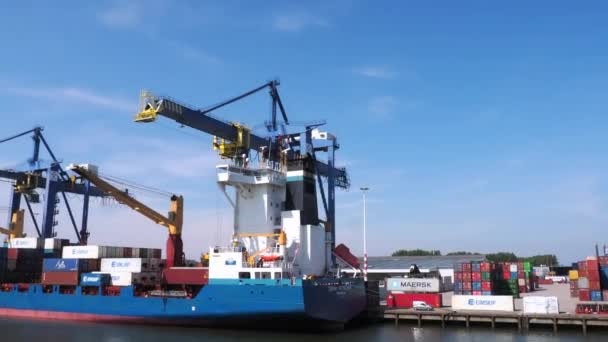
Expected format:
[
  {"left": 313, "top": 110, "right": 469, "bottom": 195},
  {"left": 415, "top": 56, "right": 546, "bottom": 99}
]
[{"left": 0, "top": 81, "right": 368, "bottom": 329}]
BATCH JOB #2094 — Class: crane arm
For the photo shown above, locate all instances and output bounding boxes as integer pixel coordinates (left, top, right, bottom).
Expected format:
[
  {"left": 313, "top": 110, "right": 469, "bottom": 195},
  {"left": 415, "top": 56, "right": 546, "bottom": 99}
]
[
  {"left": 67, "top": 164, "right": 183, "bottom": 235},
  {"left": 134, "top": 90, "right": 349, "bottom": 187}
]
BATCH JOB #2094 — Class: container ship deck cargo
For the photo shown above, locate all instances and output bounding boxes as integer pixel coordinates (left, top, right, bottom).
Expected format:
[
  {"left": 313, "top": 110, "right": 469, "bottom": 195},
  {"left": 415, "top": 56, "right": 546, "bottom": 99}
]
[{"left": 0, "top": 81, "right": 368, "bottom": 329}]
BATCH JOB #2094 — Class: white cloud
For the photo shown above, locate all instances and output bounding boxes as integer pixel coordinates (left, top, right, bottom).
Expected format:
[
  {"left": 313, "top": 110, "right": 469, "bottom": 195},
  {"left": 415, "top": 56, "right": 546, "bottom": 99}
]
[
  {"left": 353, "top": 66, "right": 396, "bottom": 79},
  {"left": 3, "top": 85, "right": 134, "bottom": 112},
  {"left": 98, "top": 1, "right": 142, "bottom": 29},
  {"left": 368, "top": 96, "right": 398, "bottom": 118},
  {"left": 273, "top": 12, "right": 329, "bottom": 32}
]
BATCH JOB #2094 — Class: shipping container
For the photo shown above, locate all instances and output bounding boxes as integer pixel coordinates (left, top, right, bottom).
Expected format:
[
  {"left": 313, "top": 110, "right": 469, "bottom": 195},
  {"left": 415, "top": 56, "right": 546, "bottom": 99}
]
[
  {"left": 523, "top": 296, "right": 559, "bottom": 314},
  {"left": 579, "top": 289, "right": 591, "bottom": 301},
  {"left": 9, "top": 238, "right": 43, "bottom": 249},
  {"left": 452, "top": 295, "right": 514, "bottom": 312},
  {"left": 386, "top": 278, "right": 441, "bottom": 293},
  {"left": 569, "top": 270, "right": 579, "bottom": 280},
  {"left": 80, "top": 273, "right": 111, "bottom": 286},
  {"left": 589, "top": 280, "right": 601, "bottom": 291},
  {"left": 387, "top": 292, "right": 442, "bottom": 308},
  {"left": 472, "top": 272, "right": 481, "bottom": 282},
  {"left": 591, "top": 291, "right": 603, "bottom": 302},
  {"left": 42, "top": 271, "right": 79, "bottom": 285},
  {"left": 578, "top": 277, "right": 589, "bottom": 289},
  {"left": 163, "top": 267, "right": 209, "bottom": 285}
]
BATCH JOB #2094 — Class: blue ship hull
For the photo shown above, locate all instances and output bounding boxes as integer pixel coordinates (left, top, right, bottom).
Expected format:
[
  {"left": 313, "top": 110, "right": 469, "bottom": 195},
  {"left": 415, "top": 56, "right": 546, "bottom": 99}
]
[{"left": 0, "top": 278, "right": 367, "bottom": 329}]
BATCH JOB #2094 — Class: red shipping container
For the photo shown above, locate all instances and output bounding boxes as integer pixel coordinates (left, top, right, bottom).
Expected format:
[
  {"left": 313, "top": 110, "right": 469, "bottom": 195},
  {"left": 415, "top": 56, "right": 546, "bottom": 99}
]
[
  {"left": 587, "top": 260, "right": 599, "bottom": 271},
  {"left": 462, "top": 263, "right": 472, "bottom": 271},
  {"left": 481, "top": 281, "right": 492, "bottom": 291},
  {"left": 480, "top": 262, "right": 491, "bottom": 272},
  {"left": 462, "top": 282, "right": 472, "bottom": 290},
  {"left": 579, "top": 289, "right": 591, "bottom": 301},
  {"left": 388, "top": 293, "right": 442, "bottom": 308},
  {"left": 589, "top": 280, "right": 601, "bottom": 290},
  {"left": 519, "top": 286, "right": 527, "bottom": 293},
  {"left": 163, "top": 268, "right": 208, "bottom": 285},
  {"left": 587, "top": 270, "right": 600, "bottom": 281},
  {"left": 472, "top": 291, "right": 482, "bottom": 296},
  {"left": 462, "top": 273, "right": 472, "bottom": 282},
  {"left": 472, "top": 272, "right": 481, "bottom": 281},
  {"left": 42, "top": 272, "right": 79, "bottom": 285},
  {"left": 579, "top": 269, "right": 587, "bottom": 278},
  {"left": 503, "top": 272, "right": 511, "bottom": 280},
  {"left": 599, "top": 256, "right": 608, "bottom": 266},
  {"left": 7, "top": 249, "right": 18, "bottom": 260},
  {"left": 518, "top": 271, "right": 525, "bottom": 279},
  {"left": 517, "top": 262, "right": 524, "bottom": 270}
]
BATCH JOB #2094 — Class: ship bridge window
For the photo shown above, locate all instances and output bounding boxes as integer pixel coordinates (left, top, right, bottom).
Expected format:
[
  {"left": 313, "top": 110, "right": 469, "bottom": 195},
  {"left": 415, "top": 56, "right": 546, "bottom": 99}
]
[
  {"left": 239, "top": 272, "right": 251, "bottom": 279},
  {"left": 274, "top": 272, "right": 282, "bottom": 279}
]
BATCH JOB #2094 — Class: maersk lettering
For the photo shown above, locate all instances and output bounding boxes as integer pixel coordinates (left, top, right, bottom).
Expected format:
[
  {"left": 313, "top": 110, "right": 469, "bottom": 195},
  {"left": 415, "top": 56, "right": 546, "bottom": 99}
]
[{"left": 399, "top": 281, "right": 432, "bottom": 288}]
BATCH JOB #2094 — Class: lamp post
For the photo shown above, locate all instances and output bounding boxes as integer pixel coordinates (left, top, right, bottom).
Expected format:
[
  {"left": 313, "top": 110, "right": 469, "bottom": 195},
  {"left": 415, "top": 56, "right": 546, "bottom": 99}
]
[{"left": 361, "top": 187, "right": 369, "bottom": 282}]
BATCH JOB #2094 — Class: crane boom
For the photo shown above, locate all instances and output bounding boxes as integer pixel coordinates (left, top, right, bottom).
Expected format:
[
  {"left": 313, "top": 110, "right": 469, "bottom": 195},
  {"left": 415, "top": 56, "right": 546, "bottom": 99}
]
[
  {"left": 67, "top": 164, "right": 185, "bottom": 267},
  {"left": 134, "top": 85, "right": 349, "bottom": 188}
]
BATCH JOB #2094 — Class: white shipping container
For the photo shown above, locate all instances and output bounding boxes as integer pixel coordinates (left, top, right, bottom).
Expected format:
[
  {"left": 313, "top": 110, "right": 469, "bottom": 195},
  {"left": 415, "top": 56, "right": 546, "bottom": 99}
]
[
  {"left": 523, "top": 296, "right": 559, "bottom": 314},
  {"left": 101, "top": 258, "right": 143, "bottom": 273},
  {"left": 452, "top": 295, "right": 514, "bottom": 312},
  {"left": 44, "top": 238, "right": 69, "bottom": 250},
  {"left": 518, "top": 279, "right": 526, "bottom": 286},
  {"left": 386, "top": 278, "right": 441, "bottom": 293},
  {"left": 509, "top": 264, "right": 518, "bottom": 272},
  {"left": 93, "top": 271, "right": 160, "bottom": 286},
  {"left": 63, "top": 245, "right": 100, "bottom": 259},
  {"left": 9, "top": 238, "right": 43, "bottom": 249}
]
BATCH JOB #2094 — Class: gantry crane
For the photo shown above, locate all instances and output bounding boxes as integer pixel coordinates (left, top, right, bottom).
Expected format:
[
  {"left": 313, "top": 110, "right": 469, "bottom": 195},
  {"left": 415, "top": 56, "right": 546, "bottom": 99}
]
[
  {"left": 133, "top": 80, "right": 349, "bottom": 259},
  {"left": 67, "top": 164, "right": 185, "bottom": 267},
  {"left": 0, "top": 127, "right": 106, "bottom": 243}
]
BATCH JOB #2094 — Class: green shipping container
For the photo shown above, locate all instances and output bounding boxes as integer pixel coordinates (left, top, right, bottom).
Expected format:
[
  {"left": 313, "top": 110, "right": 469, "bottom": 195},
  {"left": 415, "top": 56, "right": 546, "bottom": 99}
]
[
  {"left": 524, "top": 262, "right": 531, "bottom": 272},
  {"left": 482, "top": 272, "right": 491, "bottom": 281}
]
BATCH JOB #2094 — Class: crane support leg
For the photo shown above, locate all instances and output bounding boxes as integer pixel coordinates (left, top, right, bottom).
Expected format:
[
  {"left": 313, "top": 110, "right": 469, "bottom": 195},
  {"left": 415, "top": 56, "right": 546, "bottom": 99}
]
[
  {"left": 41, "top": 164, "right": 60, "bottom": 238},
  {"left": 328, "top": 142, "right": 336, "bottom": 265},
  {"left": 80, "top": 179, "right": 91, "bottom": 245}
]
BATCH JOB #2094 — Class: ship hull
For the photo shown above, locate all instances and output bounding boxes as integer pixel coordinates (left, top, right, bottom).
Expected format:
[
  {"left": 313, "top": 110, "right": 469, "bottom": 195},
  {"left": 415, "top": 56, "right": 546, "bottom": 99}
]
[{"left": 0, "top": 278, "right": 366, "bottom": 330}]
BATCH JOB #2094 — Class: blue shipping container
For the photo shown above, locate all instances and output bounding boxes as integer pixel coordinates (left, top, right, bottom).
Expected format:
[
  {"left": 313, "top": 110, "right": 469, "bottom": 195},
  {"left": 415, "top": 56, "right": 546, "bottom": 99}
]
[
  {"left": 454, "top": 282, "right": 463, "bottom": 290},
  {"left": 482, "top": 291, "right": 492, "bottom": 296},
  {"left": 43, "top": 258, "right": 81, "bottom": 272},
  {"left": 472, "top": 263, "right": 481, "bottom": 272},
  {"left": 511, "top": 272, "right": 518, "bottom": 279},
  {"left": 472, "top": 282, "right": 482, "bottom": 291},
  {"left": 591, "top": 291, "right": 603, "bottom": 302},
  {"left": 80, "top": 273, "right": 111, "bottom": 286},
  {"left": 462, "top": 291, "right": 472, "bottom": 295}
]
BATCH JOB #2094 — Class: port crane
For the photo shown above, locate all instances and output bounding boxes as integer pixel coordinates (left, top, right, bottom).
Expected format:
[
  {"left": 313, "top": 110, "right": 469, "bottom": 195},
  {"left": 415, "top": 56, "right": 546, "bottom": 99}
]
[
  {"left": 134, "top": 80, "right": 349, "bottom": 258},
  {"left": 67, "top": 164, "right": 185, "bottom": 267},
  {"left": 0, "top": 127, "right": 106, "bottom": 243}
]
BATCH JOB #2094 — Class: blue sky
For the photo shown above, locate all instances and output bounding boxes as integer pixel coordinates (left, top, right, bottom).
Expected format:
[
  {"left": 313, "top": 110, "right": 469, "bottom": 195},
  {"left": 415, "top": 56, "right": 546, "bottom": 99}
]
[{"left": 1, "top": 1, "right": 607, "bottom": 264}]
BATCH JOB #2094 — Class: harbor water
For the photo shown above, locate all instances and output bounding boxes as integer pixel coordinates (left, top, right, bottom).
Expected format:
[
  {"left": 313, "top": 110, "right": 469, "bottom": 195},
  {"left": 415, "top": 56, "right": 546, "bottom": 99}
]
[{"left": 0, "top": 318, "right": 603, "bottom": 341}]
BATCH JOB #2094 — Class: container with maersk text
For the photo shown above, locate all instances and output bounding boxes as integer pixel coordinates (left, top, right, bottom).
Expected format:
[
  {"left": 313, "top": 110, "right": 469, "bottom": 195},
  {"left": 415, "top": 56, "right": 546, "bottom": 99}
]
[{"left": 386, "top": 278, "right": 441, "bottom": 293}]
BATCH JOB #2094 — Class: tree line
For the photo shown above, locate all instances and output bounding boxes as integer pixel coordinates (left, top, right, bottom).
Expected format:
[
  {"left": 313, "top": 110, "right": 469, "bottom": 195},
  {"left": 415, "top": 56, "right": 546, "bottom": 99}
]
[{"left": 390, "top": 249, "right": 558, "bottom": 266}]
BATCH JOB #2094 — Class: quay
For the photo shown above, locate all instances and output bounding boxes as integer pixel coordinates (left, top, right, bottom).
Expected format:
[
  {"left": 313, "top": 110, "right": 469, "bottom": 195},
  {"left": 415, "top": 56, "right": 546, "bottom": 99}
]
[{"left": 383, "top": 308, "right": 608, "bottom": 335}]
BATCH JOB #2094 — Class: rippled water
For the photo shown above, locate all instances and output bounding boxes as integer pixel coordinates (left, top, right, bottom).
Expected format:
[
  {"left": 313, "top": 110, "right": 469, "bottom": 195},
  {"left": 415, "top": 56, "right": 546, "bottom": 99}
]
[{"left": 1, "top": 318, "right": 603, "bottom": 341}]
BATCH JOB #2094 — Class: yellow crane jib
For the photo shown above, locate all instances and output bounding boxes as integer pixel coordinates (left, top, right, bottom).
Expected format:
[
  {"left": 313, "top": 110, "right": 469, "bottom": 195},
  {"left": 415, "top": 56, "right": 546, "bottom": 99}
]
[{"left": 213, "top": 122, "right": 250, "bottom": 159}]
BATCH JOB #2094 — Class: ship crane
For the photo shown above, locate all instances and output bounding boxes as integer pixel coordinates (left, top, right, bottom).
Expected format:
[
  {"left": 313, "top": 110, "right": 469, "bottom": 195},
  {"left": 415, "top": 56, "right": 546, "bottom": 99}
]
[
  {"left": 67, "top": 164, "right": 185, "bottom": 268},
  {"left": 133, "top": 80, "right": 349, "bottom": 260}
]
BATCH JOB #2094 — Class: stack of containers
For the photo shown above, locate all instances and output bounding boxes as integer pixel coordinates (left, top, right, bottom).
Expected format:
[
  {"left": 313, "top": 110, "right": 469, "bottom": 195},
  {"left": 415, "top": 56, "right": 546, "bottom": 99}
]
[
  {"left": 42, "top": 258, "right": 101, "bottom": 285},
  {"left": 578, "top": 260, "right": 590, "bottom": 301},
  {"left": 453, "top": 261, "right": 493, "bottom": 296},
  {"left": 587, "top": 258, "right": 601, "bottom": 302},
  {"left": 569, "top": 269, "right": 579, "bottom": 298},
  {"left": 4, "top": 239, "right": 44, "bottom": 283},
  {"left": 43, "top": 238, "right": 70, "bottom": 258},
  {"left": 599, "top": 256, "right": 608, "bottom": 301}
]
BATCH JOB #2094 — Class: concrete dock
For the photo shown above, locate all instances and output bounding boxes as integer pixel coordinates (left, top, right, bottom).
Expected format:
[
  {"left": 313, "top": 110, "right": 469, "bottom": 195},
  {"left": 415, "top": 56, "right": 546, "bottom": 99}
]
[{"left": 383, "top": 284, "right": 608, "bottom": 335}]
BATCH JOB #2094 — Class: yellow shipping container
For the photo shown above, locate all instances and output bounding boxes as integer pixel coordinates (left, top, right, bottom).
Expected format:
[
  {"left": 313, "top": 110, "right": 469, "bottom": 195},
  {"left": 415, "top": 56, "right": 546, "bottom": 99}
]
[{"left": 569, "top": 270, "right": 579, "bottom": 280}]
